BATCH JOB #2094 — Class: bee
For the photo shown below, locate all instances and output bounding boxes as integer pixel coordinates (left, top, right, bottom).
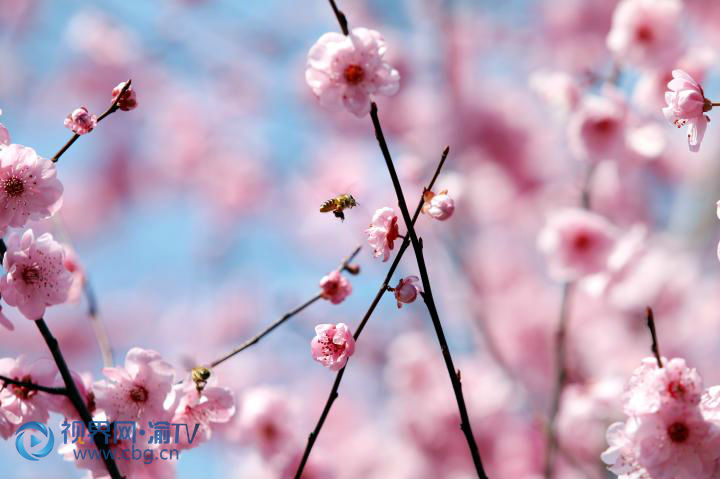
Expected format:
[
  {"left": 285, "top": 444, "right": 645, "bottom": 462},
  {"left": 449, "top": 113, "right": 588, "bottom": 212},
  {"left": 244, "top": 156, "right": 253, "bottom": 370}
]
[
  {"left": 319, "top": 194, "right": 358, "bottom": 221},
  {"left": 191, "top": 366, "right": 211, "bottom": 395}
]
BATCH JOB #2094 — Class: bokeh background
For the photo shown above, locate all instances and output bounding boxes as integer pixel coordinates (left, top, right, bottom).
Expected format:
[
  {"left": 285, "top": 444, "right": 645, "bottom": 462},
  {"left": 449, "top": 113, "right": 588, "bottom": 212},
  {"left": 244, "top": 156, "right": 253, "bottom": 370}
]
[{"left": 2, "top": 0, "right": 720, "bottom": 477}]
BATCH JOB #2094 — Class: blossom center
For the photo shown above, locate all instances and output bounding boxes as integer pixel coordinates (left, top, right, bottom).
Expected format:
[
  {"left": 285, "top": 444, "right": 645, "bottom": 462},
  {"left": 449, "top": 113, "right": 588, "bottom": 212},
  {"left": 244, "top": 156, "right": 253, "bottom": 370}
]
[
  {"left": 344, "top": 64, "right": 365, "bottom": 85},
  {"left": 667, "top": 381, "right": 687, "bottom": 399},
  {"left": 573, "top": 232, "right": 592, "bottom": 250},
  {"left": 635, "top": 25, "right": 654, "bottom": 43},
  {"left": 594, "top": 118, "right": 616, "bottom": 134},
  {"left": 667, "top": 422, "right": 690, "bottom": 443},
  {"left": 319, "top": 335, "right": 345, "bottom": 358},
  {"left": 261, "top": 422, "right": 278, "bottom": 441},
  {"left": 21, "top": 266, "right": 41, "bottom": 285},
  {"left": 129, "top": 385, "right": 149, "bottom": 403},
  {"left": 2, "top": 176, "right": 25, "bottom": 197},
  {"left": 11, "top": 374, "right": 36, "bottom": 399}
]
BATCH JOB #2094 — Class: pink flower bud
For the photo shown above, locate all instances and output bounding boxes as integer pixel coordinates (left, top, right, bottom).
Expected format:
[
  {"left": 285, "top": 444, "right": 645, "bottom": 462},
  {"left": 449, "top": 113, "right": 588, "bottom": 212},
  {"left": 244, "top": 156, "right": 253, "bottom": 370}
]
[
  {"left": 393, "top": 275, "right": 422, "bottom": 308},
  {"left": 365, "top": 207, "right": 400, "bottom": 262},
  {"left": 663, "top": 70, "right": 710, "bottom": 152},
  {"left": 64, "top": 107, "right": 97, "bottom": 135},
  {"left": 319, "top": 270, "right": 352, "bottom": 304},
  {"left": 111, "top": 81, "right": 137, "bottom": 111},
  {"left": 422, "top": 189, "right": 455, "bottom": 221},
  {"left": 311, "top": 323, "right": 355, "bottom": 371}
]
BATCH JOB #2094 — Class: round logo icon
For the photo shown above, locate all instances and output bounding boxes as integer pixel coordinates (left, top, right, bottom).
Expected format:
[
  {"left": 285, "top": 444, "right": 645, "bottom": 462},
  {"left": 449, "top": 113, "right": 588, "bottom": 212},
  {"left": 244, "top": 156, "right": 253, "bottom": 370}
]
[{"left": 15, "top": 421, "right": 54, "bottom": 461}]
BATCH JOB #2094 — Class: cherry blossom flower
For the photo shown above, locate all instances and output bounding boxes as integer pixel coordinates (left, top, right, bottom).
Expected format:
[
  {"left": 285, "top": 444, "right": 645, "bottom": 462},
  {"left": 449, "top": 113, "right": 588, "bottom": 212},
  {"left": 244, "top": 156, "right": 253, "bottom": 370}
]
[
  {"left": 607, "top": 0, "right": 682, "bottom": 69},
  {"left": 0, "top": 144, "right": 63, "bottom": 230},
  {"left": 111, "top": 81, "right": 138, "bottom": 111},
  {"left": 94, "top": 347, "right": 175, "bottom": 424},
  {"left": 422, "top": 189, "right": 455, "bottom": 221},
  {"left": 529, "top": 70, "right": 581, "bottom": 113},
  {"left": 537, "top": 208, "right": 619, "bottom": 281},
  {"left": 365, "top": 207, "right": 400, "bottom": 262},
  {"left": 171, "top": 380, "right": 235, "bottom": 450},
  {"left": 624, "top": 357, "right": 703, "bottom": 416},
  {"left": 306, "top": 27, "right": 400, "bottom": 117},
  {"left": 393, "top": 276, "right": 422, "bottom": 308},
  {"left": 567, "top": 93, "right": 627, "bottom": 162},
  {"left": 0, "top": 356, "right": 57, "bottom": 435},
  {"left": 64, "top": 106, "right": 97, "bottom": 135},
  {"left": 239, "top": 387, "right": 296, "bottom": 458},
  {"left": 663, "top": 69, "right": 713, "bottom": 152},
  {"left": 49, "top": 371, "right": 95, "bottom": 421},
  {"left": 319, "top": 270, "right": 352, "bottom": 304},
  {"left": 311, "top": 323, "right": 355, "bottom": 371},
  {"left": 0, "top": 230, "right": 73, "bottom": 320}
]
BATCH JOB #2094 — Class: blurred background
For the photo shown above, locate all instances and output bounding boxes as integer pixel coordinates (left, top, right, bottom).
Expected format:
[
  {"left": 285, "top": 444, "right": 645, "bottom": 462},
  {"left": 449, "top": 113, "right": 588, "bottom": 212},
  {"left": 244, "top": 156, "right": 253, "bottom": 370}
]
[{"left": 2, "top": 0, "right": 720, "bottom": 477}]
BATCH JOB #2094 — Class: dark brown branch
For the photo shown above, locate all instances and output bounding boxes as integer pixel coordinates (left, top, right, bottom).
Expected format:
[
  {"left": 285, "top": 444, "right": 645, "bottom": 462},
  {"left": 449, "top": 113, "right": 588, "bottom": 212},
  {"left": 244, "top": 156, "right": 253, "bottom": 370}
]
[
  {"left": 294, "top": 147, "right": 449, "bottom": 479},
  {"left": 0, "top": 375, "right": 67, "bottom": 395},
  {"left": 208, "top": 245, "right": 362, "bottom": 369},
  {"left": 328, "top": 0, "right": 349, "bottom": 35},
  {"left": 646, "top": 307, "right": 663, "bottom": 368},
  {"left": 370, "top": 103, "right": 488, "bottom": 479},
  {"left": 51, "top": 79, "right": 132, "bottom": 163},
  {"left": 35, "top": 318, "right": 123, "bottom": 479}
]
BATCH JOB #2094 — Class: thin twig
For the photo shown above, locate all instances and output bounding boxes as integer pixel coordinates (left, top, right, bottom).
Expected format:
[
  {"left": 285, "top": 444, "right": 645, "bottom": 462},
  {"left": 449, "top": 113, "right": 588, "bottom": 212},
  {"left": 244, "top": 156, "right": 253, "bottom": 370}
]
[
  {"left": 370, "top": 103, "right": 488, "bottom": 479},
  {"left": 207, "top": 245, "right": 362, "bottom": 369},
  {"left": 0, "top": 375, "right": 67, "bottom": 395},
  {"left": 327, "top": 0, "right": 349, "bottom": 35},
  {"left": 51, "top": 79, "right": 132, "bottom": 163},
  {"left": 646, "top": 307, "right": 663, "bottom": 368},
  {"left": 35, "top": 318, "right": 123, "bottom": 479},
  {"left": 294, "top": 147, "right": 450, "bottom": 479}
]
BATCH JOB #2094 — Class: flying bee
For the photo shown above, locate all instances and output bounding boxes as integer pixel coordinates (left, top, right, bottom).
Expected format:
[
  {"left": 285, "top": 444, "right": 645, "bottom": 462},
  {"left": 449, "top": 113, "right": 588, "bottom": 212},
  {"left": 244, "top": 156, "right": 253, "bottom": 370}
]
[
  {"left": 319, "top": 194, "right": 358, "bottom": 221},
  {"left": 191, "top": 366, "right": 211, "bottom": 394}
]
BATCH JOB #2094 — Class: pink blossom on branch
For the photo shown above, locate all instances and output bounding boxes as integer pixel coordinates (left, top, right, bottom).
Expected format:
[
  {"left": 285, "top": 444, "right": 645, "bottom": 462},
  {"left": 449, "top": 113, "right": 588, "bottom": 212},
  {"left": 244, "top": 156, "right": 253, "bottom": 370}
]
[
  {"left": 567, "top": 93, "right": 627, "bottom": 162},
  {"left": 64, "top": 106, "right": 97, "bottom": 135},
  {"left": 319, "top": 270, "right": 352, "bottom": 304},
  {"left": 0, "top": 144, "right": 63, "bottom": 231},
  {"left": 306, "top": 27, "right": 400, "bottom": 117},
  {"left": 0, "top": 356, "right": 57, "bottom": 436},
  {"left": 393, "top": 275, "right": 422, "bottom": 308},
  {"left": 422, "top": 189, "right": 455, "bottom": 221},
  {"left": 311, "top": 323, "right": 355, "bottom": 371},
  {"left": 537, "top": 208, "right": 619, "bottom": 281},
  {"left": 663, "top": 69, "right": 713, "bottom": 152},
  {"left": 365, "top": 207, "right": 400, "bottom": 262},
  {"left": 111, "top": 81, "right": 137, "bottom": 111},
  {"left": 171, "top": 380, "right": 235, "bottom": 450},
  {"left": 0, "top": 230, "right": 73, "bottom": 320}
]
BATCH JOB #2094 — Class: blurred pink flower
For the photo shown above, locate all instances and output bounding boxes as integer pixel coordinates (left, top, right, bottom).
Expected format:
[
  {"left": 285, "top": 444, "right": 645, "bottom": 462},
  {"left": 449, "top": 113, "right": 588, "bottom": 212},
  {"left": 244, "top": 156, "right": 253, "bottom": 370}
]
[
  {"left": 319, "top": 270, "right": 352, "bottom": 304},
  {"left": 625, "top": 357, "right": 703, "bottom": 416},
  {"left": 0, "top": 230, "right": 73, "bottom": 320},
  {"left": 663, "top": 69, "right": 712, "bottom": 152},
  {"left": 0, "top": 356, "right": 56, "bottom": 436},
  {"left": 171, "top": 381, "right": 235, "bottom": 450},
  {"left": 111, "top": 81, "right": 137, "bottom": 111},
  {"left": 393, "top": 275, "right": 421, "bottom": 308},
  {"left": 568, "top": 93, "right": 627, "bottom": 162},
  {"left": 538, "top": 208, "right": 619, "bottom": 281},
  {"left": 311, "top": 323, "right": 355, "bottom": 371},
  {"left": 306, "top": 28, "right": 400, "bottom": 117},
  {"left": 0, "top": 305, "right": 12, "bottom": 331},
  {"left": 94, "top": 347, "right": 175, "bottom": 424},
  {"left": 365, "top": 207, "right": 400, "bottom": 262},
  {"left": 422, "top": 189, "right": 455, "bottom": 221},
  {"left": 529, "top": 70, "right": 581, "bottom": 113},
  {"left": 49, "top": 371, "right": 95, "bottom": 420},
  {"left": 62, "top": 246, "right": 86, "bottom": 304},
  {"left": 0, "top": 109, "right": 9, "bottom": 146},
  {"left": 64, "top": 106, "right": 97, "bottom": 135},
  {"left": 607, "top": 0, "right": 682, "bottom": 69},
  {"left": 239, "top": 387, "right": 296, "bottom": 458},
  {"left": 0, "top": 144, "right": 63, "bottom": 230}
]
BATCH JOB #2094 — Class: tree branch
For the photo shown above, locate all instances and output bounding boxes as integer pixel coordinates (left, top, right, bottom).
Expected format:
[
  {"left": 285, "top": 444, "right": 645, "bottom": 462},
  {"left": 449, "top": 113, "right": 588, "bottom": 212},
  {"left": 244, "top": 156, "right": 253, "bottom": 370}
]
[
  {"left": 294, "top": 146, "right": 451, "bottom": 479},
  {"left": 646, "top": 307, "right": 663, "bottom": 368},
  {"left": 327, "top": 0, "right": 349, "bottom": 35},
  {"left": 0, "top": 375, "right": 67, "bottom": 395}
]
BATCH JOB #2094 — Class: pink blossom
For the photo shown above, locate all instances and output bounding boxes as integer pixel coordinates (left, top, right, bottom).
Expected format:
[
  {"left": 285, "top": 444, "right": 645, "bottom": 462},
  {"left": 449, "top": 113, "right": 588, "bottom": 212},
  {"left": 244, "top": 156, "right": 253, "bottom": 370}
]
[
  {"left": 111, "top": 81, "right": 137, "bottom": 111},
  {"left": 48, "top": 371, "right": 95, "bottom": 421},
  {"left": 306, "top": 28, "right": 400, "bottom": 117},
  {"left": 393, "top": 275, "right": 422, "bottom": 308},
  {"left": 663, "top": 69, "right": 712, "bottom": 152},
  {"left": 0, "top": 230, "right": 73, "bottom": 320},
  {"left": 606, "top": 0, "right": 682, "bottom": 69},
  {"left": 537, "top": 208, "right": 619, "bottom": 281},
  {"left": 310, "top": 323, "right": 355, "bottom": 371},
  {"left": 365, "top": 207, "right": 400, "bottom": 262},
  {"left": 567, "top": 93, "right": 627, "bottom": 162},
  {"left": 319, "top": 270, "right": 352, "bottom": 304},
  {"left": 94, "top": 347, "right": 175, "bottom": 424},
  {"left": 62, "top": 245, "right": 86, "bottom": 304},
  {"left": 624, "top": 357, "right": 703, "bottom": 416},
  {"left": 422, "top": 189, "right": 455, "bottom": 221},
  {"left": 0, "top": 356, "right": 57, "bottom": 436},
  {"left": 0, "top": 305, "right": 12, "bottom": 331},
  {"left": 171, "top": 380, "right": 235, "bottom": 450},
  {"left": 529, "top": 70, "right": 581, "bottom": 113},
  {"left": 63, "top": 106, "right": 97, "bottom": 135},
  {"left": 239, "top": 387, "right": 296, "bottom": 458},
  {"left": 0, "top": 144, "right": 63, "bottom": 230}
]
